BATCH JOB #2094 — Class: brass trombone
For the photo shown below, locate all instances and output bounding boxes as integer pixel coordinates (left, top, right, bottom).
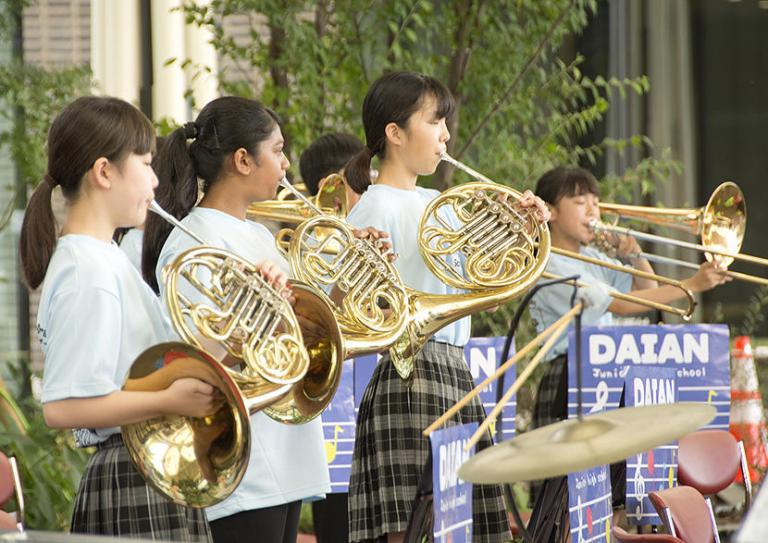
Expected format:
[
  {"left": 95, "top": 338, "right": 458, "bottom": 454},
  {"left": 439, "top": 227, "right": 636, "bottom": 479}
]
[
  {"left": 439, "top": 153, "right": 696, "bottom": 319},
  {"left": 594, "top": 182, "right": 768, "bottom": 286}
]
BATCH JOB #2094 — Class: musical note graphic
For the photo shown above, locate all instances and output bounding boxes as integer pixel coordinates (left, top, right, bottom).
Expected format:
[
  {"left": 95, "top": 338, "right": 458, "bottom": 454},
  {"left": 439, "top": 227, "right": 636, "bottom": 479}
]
[
  {"left": 587, "top": 505, "right": 593, "bottom": 536},
  {"left": 589, "top": 380, "right": 610, "bottom": 413},
  {"left": 605, "top": 518, "right": 612, "bottom": 543},
  {"left": 325, "top": 424, "right": 343, "bottom": 463},
  {"left": 668, "top": 448, "right": 677, "bottom": 488},
  {"left": 648, "top": 449, "right": 655, "bottom": 476},
  {"left": 708, "top": 389, "right": 717, "bottom": 404},
  {"left": 633, "top": 452, "right": 645, "bottom": 520}
]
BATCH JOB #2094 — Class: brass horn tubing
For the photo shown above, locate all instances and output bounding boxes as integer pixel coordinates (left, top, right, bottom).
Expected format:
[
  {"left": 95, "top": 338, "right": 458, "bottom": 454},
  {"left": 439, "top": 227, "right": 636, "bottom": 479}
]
[
  {"left": 279, "top": 178, "right": 324, "bottom": 215},
  {"left": 592, "top": 221, "right": 768, "bottom": 268},
  {"left": 440, "top": 153, "right": 522, "bottom": 197},
  {"left": 402, "top": 275, "right": 542, "bottom": 351},
  {"left": 476, "top": 223, "right": 522, "bottom": 257},
  {"left": 540, "top": 270, "right": 693, "bottom": 319},
  {"left": 630, "top": 251, "right": 768, "bottom": 287},
  {"left": 247, "top": 204, "right": 313, "bottom": 224},
  {"left": 427, "top": 206, "right": 499, "bottom": 255}
]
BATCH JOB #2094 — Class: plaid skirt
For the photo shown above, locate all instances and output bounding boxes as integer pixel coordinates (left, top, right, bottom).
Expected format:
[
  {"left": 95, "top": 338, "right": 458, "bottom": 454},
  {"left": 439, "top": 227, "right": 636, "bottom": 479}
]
[
  {"left": 348, "top": 341, "right": 511, "bottom": 542},
  {"left": 71, "top": 434, "right": 212, "bottom": 541}
]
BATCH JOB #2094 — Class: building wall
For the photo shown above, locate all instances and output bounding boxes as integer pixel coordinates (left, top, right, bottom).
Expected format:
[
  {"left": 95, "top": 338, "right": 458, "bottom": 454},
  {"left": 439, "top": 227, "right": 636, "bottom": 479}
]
[{"left": 21, "top": 0, "right": 91, "bottom": 372}]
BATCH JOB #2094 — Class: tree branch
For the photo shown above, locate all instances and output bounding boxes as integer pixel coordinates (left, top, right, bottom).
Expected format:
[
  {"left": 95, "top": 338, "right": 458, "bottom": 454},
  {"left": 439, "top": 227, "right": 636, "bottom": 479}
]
[{"left": 456, "top": 0, "right": 574, "bottom": 159}]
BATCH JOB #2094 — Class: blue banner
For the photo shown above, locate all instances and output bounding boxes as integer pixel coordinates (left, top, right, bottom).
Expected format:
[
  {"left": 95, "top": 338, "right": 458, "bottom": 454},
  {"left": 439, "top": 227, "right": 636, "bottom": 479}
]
[
  {"left": 624, "top": 366, "right": 678, "bottom": 525},
  {"left": 568, "top": 465, "right": 613, "bottom": 543},
  {"left": 567, "top": 324, "right": 730, "bottom": 429},
  {"left": 430, "top": 423, "right": 477, "bottom": 542},
  {"left": 320, "top": 359, "right": 356, "bottom": 493},
  {"left": 321, "top": 337, "right": 518, "bottom": 493}
]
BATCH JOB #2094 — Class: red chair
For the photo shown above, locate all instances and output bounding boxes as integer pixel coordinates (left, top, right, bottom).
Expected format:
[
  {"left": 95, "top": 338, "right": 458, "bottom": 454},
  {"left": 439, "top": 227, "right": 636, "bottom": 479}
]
[
  {"left": 648, "top": 486, "right": 716, "bottom": 543},
  {"left": 612, "top": 526, "right": 684, "bottom": 543},
  {"left": 678, "top": 429, "right": 751, "bottom": 511},
  {"left": 0, "top": 452, "right": 24, "bottom": 532}
]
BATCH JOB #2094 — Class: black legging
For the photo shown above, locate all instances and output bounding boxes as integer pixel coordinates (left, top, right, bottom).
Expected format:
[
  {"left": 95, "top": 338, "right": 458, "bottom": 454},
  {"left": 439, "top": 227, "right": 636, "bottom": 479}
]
[{"left": 210, "top": 501, "right": 302, "bottom": 543}]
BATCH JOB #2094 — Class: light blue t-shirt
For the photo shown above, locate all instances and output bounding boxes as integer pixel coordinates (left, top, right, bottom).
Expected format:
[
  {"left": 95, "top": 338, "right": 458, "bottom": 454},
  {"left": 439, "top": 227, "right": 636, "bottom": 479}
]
[
  {"left": 530, "top": 245, "right": 633, "bottom": 360},
  {"left": 37, "top": 235, "right": 175, "bottom": 447},
  {"left": 157, "top": 206, "right": 331, "bottom": 519},
  {"left": 118, "top": 228, "right": 143, "bottom": 272},
  {"left": 346, "top": 184, "right": 471, "bottom": 347}
]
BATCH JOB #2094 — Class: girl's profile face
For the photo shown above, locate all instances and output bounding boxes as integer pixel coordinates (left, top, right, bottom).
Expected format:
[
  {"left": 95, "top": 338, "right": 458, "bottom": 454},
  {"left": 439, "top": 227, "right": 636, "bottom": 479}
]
[
  {"left": 551, "top": 191, "right": 600, "bottom": 245},
  {"left": 249, "top": 124, "right": 290, "bottom": 202},
  {"left": 398, "top": 94, "right": 450, "bottom": 176},
  {"left": 110, "top": 151, "right": 158, "bottom": 228}
]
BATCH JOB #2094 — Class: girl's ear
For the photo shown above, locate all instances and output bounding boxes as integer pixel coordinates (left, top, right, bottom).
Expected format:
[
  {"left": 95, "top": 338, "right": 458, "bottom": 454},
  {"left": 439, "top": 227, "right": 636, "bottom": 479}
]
[
  {"left": 546, "top": 202, "right": 557, "bottom": 222},
  {"left": 232, "top": 147, "right": 252, "bottom": 176},
  {"left": 384, "top": 122, "right": 403, "bottom": 149},
  {"left": 88, "top": 157, "right": 113, "bottom": 190}
]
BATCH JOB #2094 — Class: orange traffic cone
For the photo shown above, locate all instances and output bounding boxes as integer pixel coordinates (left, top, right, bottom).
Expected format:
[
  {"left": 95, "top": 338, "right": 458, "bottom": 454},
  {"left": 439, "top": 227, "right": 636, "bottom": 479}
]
[{"left": 730, "top": 336, "right": 768, "bottom": 484}]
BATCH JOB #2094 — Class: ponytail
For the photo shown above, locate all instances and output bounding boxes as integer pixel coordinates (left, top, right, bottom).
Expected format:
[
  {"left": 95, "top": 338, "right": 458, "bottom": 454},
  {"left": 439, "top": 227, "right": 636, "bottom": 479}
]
[
  {"left": 141, "top": 127, "right": 198, "bottom": 293},
  {"left": 350, "top": 71, "right": 455, "bottom": 194},
  {"left": 19, "top": 96, "right": 154, "bottom": 290},
  {"left": 344, "top": 148, "right": 374, "bottom": 194},
  {"left": 142, "top": 96, "right": 280, "bottom": 293},
  {"left": 19, "top": 179, "right": 57, "bottom": 289}
]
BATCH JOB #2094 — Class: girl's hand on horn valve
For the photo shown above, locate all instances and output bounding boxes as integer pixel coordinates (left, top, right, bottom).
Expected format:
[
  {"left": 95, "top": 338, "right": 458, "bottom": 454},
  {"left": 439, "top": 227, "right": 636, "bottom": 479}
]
[
  {"left": 353, "top": 226, "right": 397, "bottom": 263},
  {"left": 517, "top": 190, "right": 551, "bottom": 223},
  {"left": 259, "top": 260, "right": 294, "bottom": 303},
  {"left": 163, "top": 378, "right": 224, "bottom": 418}
]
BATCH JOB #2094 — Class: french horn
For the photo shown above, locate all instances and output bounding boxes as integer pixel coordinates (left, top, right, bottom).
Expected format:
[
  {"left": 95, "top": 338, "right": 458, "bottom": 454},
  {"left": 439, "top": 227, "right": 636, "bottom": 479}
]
[
  {"left": 121, "top": 202, "right": 343, "bottom": 508},
  {"left": 272, "top": 179, "right": 411, "bottom": 368}
]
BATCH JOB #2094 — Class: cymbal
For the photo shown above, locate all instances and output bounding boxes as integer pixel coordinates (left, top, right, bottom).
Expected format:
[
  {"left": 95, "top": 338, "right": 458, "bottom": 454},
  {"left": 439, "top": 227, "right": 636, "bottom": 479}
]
[{"left": 458, "top": 403, "right": 716, "bottom": 484}]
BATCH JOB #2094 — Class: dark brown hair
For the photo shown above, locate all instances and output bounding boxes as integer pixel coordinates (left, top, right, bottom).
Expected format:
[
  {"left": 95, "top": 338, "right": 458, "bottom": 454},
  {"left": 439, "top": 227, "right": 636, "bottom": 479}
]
[
  {"left": 345, "top": 71, "right": 455, "bottom": 194},
  {"left": 299, "top": 133, "right": 364, "bottom": 196},
  {"left": 141, "top": 96, "right": 280, "bottom": 293},
  {"left": 534, "top": 166, "right": 599, "bottom": 206},
  {"left": 19, "top": 96, "right": 155, "bottom": 289}
]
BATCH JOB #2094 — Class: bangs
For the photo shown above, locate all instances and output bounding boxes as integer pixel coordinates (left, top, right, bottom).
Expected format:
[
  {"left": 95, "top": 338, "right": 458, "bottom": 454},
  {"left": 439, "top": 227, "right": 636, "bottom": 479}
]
[
  {"left": 127, "top": 110, "right": 156, "bottom": 156},
  {"left": 534, "top": 166, "right": 599, "bottom": 205},
  {"left": 563, "top": 177, "right": 599, "bottom": 198},
  {"left": 427, "top": 78, "right": 456, "bottom": 119},
  {"left": 100, "top": 98, "right": 156, "bottom": 160}
]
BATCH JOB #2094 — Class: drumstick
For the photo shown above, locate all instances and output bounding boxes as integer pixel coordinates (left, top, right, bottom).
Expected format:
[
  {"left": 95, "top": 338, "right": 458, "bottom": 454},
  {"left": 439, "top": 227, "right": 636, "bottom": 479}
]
[
  {"left": 423, "top": 305, "right": 582, "bottom": 437},
  {"left": 465, "top": 303, "right": 582, "bottom": 451}
]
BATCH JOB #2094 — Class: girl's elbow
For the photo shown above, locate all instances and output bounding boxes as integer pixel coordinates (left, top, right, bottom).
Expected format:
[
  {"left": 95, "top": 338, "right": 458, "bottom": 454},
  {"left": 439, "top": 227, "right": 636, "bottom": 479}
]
[{"left": 42, "top": 404, "right": 68, "bottom": 428}]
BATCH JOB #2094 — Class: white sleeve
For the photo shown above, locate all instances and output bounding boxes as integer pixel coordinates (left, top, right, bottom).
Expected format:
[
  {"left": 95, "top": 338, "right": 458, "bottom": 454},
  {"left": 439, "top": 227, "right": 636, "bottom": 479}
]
[{"left": 40, "top": 286, "right": 123, "bottom": 403}]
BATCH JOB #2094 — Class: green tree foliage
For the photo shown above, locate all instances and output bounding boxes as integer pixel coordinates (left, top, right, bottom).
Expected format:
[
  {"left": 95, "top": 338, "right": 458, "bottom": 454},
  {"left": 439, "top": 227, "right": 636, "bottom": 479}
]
[
  {"left": 181, "top": 0, "right": 678, "bottom": 193},
  {"left": 0, "top": 0, "right": 91, "bottom": 230},
  {"left": 179, "top": 0, "right": 684, "bottom": 429}
]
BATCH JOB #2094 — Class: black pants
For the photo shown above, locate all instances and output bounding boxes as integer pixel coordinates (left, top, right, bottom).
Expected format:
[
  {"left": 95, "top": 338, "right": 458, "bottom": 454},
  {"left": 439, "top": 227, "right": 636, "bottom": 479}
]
[
  {"left": 210, "top": 501, "right": 302, "bottom": 543},
  {"left": 311, "top": 494, "right": 349, "bottom": 543}
]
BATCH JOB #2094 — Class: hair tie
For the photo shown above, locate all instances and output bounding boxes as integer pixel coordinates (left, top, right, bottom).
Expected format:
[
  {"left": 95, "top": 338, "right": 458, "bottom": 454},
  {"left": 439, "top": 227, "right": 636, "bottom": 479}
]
[
  {"left": 183, "top": 121, "right": 198, "bottom": 140},
  {"left": 44, "top": 173, "right": 58, "bottom": 189},
  {"left": 365, "top": 146, "right": 375, "bottom": 158}
]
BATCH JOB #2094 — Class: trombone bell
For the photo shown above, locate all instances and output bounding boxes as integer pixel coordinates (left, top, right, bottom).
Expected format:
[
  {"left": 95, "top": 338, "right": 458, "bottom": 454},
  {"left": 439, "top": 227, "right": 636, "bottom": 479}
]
[{"left": 599, "top": 181, "right": 746, "bottom": 267}]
